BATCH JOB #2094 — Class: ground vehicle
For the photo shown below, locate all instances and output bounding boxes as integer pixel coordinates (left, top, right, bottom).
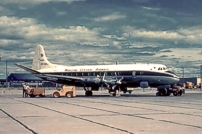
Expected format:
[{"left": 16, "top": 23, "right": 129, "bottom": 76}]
[
  {"left": 185, "top": 81, "right": 194, "bottom": 89},
  {"left": 156, "top": 84, "right": 185, "bottom": 96},
  {"left": 52, "top": 86, "right": 76, "bottom": 98},
  {"left": 28, "top": 88, "right": 45, "bottom": 97}
]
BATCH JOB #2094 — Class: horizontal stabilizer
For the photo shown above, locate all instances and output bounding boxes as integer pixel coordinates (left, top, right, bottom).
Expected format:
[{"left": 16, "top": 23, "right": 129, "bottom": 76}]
[{"left": 15, "top": 64, "right": 40, "bottom": 74}]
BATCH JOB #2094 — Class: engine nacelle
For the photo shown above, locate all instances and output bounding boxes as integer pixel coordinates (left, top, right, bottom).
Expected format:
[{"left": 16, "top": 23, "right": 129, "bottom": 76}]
[{"left": 140, "top": 81, "right": 149, "bottom": 88}]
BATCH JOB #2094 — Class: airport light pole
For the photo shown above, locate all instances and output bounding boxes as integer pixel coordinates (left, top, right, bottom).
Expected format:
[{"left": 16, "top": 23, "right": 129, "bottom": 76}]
[
  {"left": 182, "top": 67, "right": 185, "bottom": 84},
  {"left": 200, "top": 65, "right": 202, "bottom": 91},
  {"left": 5, "top": 61, "right": 8, "bottom": 88},
  {"left": 0, "top": 57, "right": 8, "bottom": 88}
]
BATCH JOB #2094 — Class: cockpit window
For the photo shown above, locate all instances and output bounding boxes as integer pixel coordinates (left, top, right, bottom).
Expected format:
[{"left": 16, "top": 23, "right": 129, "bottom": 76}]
[{"left": 158, "top": 67, "right": 162, "bottom": 70}]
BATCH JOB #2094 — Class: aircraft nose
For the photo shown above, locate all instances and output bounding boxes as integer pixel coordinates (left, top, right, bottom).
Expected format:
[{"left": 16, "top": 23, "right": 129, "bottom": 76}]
[{"left": 174, "top": 75, "right": 180, "bottom": 82}]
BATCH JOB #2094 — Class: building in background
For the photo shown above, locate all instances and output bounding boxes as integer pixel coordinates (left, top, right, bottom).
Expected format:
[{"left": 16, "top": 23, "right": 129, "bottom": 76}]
[{"left": 0, "top": 73, "right": 56, "bottom": 88}]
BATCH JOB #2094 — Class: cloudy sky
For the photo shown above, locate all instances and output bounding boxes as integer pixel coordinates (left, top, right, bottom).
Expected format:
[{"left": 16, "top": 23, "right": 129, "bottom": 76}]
[{"left": 0, "top": 0, "right": 202, "bottom": 77}]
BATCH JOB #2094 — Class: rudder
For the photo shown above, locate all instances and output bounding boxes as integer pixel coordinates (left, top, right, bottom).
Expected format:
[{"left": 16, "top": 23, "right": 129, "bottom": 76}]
[{"left": 32, "top": 44, "right": 54, "bottom": 70}]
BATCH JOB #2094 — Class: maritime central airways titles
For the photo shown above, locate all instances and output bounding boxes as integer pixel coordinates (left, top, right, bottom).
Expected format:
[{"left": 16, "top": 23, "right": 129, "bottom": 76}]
[{"left": 64, "top": 68, "right": 109, "bottom": 72}]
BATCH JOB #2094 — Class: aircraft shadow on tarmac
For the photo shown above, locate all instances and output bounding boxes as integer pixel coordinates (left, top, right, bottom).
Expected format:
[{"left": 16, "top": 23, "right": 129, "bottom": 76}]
[
  {"left": 17, "top": 93, "right": 188, "bottom": 98},
  {"left": 41, "top": 94, "right": 168, "bottom": 98}
]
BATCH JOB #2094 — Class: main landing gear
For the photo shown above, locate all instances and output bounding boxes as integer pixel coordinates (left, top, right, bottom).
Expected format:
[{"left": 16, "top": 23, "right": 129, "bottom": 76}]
[{"left": 84, "top": 86, "right": 93, "bottom": 96}]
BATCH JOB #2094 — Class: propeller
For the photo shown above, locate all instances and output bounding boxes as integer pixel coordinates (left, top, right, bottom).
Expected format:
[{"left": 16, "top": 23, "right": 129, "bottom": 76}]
[
  {"left": 99, "top": 72, "right": 123, "bottom": 91},
  {"left": 99, "top": 72, "right": 107, "bottom": 91}
]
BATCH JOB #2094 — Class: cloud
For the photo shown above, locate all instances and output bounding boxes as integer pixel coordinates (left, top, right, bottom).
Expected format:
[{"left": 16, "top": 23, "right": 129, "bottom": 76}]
[
  {"left": 142, "top": 6, "right": 160, "bottom": 11},
  {"left": 133, "top": 0, "right": 150, "bottom": 3},
  {"left": 0, "top": 16, "right": 111, "bottom": 46},
  {"left": 0, "top": 0, "right": 86, "bottom": 5},
  {"left": 155, "top": 48, "right": 202, "bottom": 61},
  {"left": 94, "top": 12, "right": 126, "bottom": 22},
  {"left": 122, "top": 25, "right": 202, "bottom": 45}
]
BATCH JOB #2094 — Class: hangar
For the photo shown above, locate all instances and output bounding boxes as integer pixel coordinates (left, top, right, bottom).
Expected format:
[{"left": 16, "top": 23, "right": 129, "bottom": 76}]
[{"left": 0, "top": 73, "right": 56, "bottom": 88}]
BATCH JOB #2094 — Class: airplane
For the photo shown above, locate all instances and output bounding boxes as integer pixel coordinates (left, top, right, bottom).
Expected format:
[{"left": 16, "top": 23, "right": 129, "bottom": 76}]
[{"left": 15, "top": 44, "right": 180, "bottom": 97}]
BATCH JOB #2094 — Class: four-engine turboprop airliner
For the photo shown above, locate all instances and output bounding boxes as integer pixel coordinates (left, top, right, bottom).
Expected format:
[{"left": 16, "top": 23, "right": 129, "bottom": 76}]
[{"left": 15, "top": 44, "right": 180, "bottom": 96}]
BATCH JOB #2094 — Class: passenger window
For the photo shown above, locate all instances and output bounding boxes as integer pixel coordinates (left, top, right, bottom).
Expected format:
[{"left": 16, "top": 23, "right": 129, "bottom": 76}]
[{"left": 140, "top": 72, "right": 143, "bottom": 75}]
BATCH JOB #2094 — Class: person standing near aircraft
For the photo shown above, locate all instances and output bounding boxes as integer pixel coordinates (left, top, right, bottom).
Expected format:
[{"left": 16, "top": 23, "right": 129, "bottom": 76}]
[
  {"left": 22, "top": 83, "right": 30, "bottom": 97},
  {"left": 22, "top": 83, "right": 27, "bottom": 97}
]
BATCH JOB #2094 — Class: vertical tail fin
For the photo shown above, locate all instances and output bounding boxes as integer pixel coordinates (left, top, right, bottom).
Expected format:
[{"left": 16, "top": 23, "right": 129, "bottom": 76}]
[{"left": 32, "top": 44, "right": 54, "bottom": 70}]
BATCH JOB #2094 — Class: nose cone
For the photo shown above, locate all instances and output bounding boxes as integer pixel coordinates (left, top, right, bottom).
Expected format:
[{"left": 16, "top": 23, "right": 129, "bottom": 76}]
[{"left": 174, "top": 75, "right": 180, "bottom": 82}]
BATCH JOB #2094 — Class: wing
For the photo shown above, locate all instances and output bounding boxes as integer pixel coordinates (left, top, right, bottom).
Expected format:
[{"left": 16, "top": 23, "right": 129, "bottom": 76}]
[
  {"left": 15, "top": 64, "right": 40, "bottom": 74},
  {"left": 37, "top": 74, "right": 83, "bottom": 81},
  {"left": 15, "top": 64, "right": 85, "bottom": 82},
  {"left": 15, "top": 64, "right": 102, "bottom": 84}
]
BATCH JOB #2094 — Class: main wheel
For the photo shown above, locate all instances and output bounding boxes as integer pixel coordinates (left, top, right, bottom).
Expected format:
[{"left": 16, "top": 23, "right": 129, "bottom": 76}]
[
  {"left": 66, "top": 92, "right": 73, "bottom": 98},
  {"left": 85, "top": 91, "right": 93, "bottom": 96},
  {"left": 89, "top": 91, "right": 93, "bottom": 96},
  {"left": 53, "top": 92, "right": 60, "bottom": 98}
]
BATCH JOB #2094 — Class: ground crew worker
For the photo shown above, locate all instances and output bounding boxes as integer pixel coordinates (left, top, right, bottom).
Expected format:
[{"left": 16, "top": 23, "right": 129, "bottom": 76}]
[
  {"left": 23, "top": 83, "right": 30, "bottom": 97},
  {"left": 22, "top": 83, "right": 27, "bottom": 97}
]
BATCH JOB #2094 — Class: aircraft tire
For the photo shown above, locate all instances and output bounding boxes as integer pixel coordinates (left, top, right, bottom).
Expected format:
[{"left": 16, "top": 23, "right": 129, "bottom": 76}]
[
  {"left": 90, "top": 91, "right": 93, "bottom": 96},
  {"left": 85, "top": 91, "right": 93, "bottom": 96},
  {"left": 85, "top": 91, "right": 89, "bottom": 96}
]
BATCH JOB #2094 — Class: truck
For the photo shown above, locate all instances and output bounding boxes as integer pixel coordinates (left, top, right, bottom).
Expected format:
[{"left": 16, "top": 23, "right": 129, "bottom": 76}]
[
  {"left": 184, "top": 81, "right": 194, "bottom": 89},
  {"left": 52, "top": 85, "right": 76, "bottom": 98}
]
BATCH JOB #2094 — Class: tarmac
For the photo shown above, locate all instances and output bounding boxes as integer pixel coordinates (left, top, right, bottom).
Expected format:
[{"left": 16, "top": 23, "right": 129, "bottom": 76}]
[{"left": 0, "top": 88, "right": 202, "bottom": 134}]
